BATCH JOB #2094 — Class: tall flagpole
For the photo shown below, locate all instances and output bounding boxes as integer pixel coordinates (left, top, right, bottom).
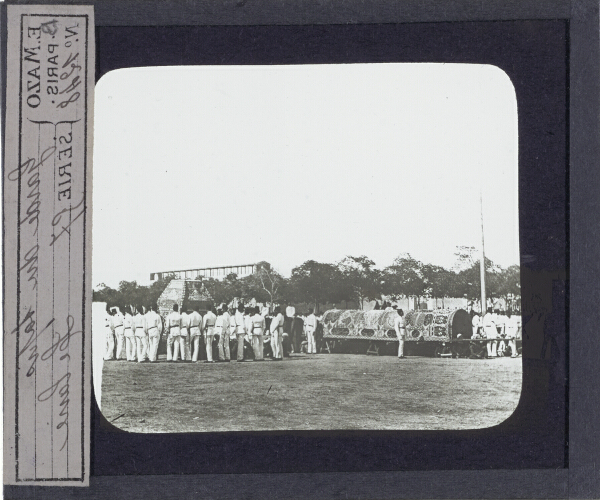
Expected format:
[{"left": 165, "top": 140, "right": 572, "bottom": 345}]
[{"left": 479, "top": 191, "right": 487, "bottom": 314}]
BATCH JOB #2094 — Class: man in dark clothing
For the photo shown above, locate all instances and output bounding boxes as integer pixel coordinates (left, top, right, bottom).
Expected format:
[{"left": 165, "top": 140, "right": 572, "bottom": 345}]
[
  {"left": 283, "top": 306, "right": 295, "bottom": 357},
  {"left": 314, "top": 318, "right": 324, "bottom": 353},
  {"left": 263, "top": 314, "right": 273, "bottom": 359},
  {"left": 290, "top": 315, "right": 304, "bottom": 354}
]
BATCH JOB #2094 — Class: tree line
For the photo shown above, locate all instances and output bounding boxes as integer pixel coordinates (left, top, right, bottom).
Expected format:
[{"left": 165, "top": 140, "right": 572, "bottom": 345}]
[{"left": 93, "top": 246, "right": 520, "bottom": 313}]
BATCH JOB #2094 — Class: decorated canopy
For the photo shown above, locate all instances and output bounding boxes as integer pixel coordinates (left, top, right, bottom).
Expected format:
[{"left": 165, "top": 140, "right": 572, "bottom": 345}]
[
  {"left": 404, "top": 309, "right": 472, "bottom": 341},
  {"left": 157, "top": 279, "right": 214, "bottom": 319},
  {"left": 322, "top": 308, "right": 472, "bottom": 342}
]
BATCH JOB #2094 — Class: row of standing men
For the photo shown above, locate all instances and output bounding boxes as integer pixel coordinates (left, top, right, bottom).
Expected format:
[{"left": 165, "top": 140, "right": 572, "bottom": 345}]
[
  {"left": 104, "top": 303, "right": 320, "bottom": 363},
  {"left": 471, "top": 309, "right": 522, "bottom": 358}
]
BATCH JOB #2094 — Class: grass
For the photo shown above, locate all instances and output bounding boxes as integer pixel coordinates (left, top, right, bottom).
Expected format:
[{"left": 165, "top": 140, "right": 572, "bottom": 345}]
[{"left": 101, "top": 353, "right": 522, "bottom": 433}]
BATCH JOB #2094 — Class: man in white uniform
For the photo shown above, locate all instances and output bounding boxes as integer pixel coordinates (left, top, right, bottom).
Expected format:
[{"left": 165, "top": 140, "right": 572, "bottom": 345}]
[
  {"left": 219, "top": 307, "right": 232, "bottom": 362},
  {"left": 483, "top": 307, "right": 497, "bottom": 358},
  {"left": 515, "top": 313, "right": 522, "bottom": 356},
  {"left": 145, "top": 305, "right": 163, "bottom": 362},
  {"left": 133, "top": 305, "right": 149, "bottom": 363},
  {"left": 244, "top": 308, "right": 254, "bottom": 359},
  {"left": 234, "top": 305, "right": 247, "bottom": 361},
  {"left": 394, "top": 308, "right": 406, "bottom": 359},
  {"left": 104, "top": 305, "right": 115, "bottom": 360},
  {"left": 471, "top": 311, "right": 481, "bottom": 338},
  {"left": 111, "top": 306, "right": 125, "bottom": 360},
  {"left": 270, "top": 306, "right": 284, "bottom": 360},
  {"left": 505, "top": 310, "right": 519, "bottom": 358},
  {"left": 250, "top": 306, "right": 265, "bottom": 361},
  {"left": 167, "top": 303, "right": 184, "bottom": 362},
  {"left": 203, "top": 305, "right": 217, "bottom": 362},
  {"left": 228, "top": 305, "right": 237, "bottom": 358},
  {"left": 189, "top": 307, "right": 203, "bottom": 362},
  {"left": 304, "top": 308, "right": 317, "bottom": 354},
  {"left": 165, "top": 307, "right": 175, "bottom": 361},
  {"left": 123, "top": 306, "right": 136, "bottom": 361},
  {"left": 496, "top": 310, "right": 507, "bottom": 356},
  {"left": 180, "top": 309, "right": 191, "bottom": 361}
]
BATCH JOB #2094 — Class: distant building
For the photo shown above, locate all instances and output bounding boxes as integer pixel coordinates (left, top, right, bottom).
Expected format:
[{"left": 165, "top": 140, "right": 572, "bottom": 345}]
[{"left": 150, "top": 263, "right": 258, "bottom": 282}]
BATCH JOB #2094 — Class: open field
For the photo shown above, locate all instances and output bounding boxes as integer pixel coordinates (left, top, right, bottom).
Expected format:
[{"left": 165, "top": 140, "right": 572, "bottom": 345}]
[{"left": 100, "top": 353, "right": 522, "bottom": 433}]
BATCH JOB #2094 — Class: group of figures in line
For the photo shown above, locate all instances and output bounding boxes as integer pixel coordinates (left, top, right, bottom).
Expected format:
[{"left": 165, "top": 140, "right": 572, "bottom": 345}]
[
  {"left": 470, "top": 308, "right": 522, "bottom": 358},
  {"left": 103, "top": 303, "right": 323, "bottom": 363}
]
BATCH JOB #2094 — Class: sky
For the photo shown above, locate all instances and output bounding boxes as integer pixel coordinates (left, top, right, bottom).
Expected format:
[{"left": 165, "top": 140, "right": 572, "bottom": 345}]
[{"left": 93, "top": 63, "right": 519, "bottom": 289}]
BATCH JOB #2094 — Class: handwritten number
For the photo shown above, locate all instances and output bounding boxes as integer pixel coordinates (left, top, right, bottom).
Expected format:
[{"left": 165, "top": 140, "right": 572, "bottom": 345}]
[
  {"left": 56, "top": 91, "right": 80, "bottom": 109},
  {"left": 59, "top": 76, "right": 80, "bottom": 95},
  {"left": 50, "top": 196, "right": 85, "bottom": 247},
  {"left": 60, "top": 63, "right": 81, "bottom": 81},
  {"left": 62, "top": 52, "right": 79, "bottom": 68}
]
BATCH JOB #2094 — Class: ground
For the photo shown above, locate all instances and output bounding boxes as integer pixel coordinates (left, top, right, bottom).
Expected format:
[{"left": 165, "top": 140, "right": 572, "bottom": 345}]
[
  {"left": 102, "top": 354, "right": 522, "bottom": 432},
  {"left": 100, "top": 353, "right": 522, "bottom": 433}
]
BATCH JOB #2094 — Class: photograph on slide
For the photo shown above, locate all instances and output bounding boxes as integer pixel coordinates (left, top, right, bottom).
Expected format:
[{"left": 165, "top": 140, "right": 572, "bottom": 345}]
[{"left": 91, "top": 63, "right": 521, "bottom": 433}]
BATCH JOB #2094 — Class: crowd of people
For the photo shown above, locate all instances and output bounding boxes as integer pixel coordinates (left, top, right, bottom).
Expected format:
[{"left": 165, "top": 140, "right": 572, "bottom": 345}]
[
  {"left": 102, "top": 303, "right": 324, "bottom": 363},
  {"left": 470, "top": 308, "right": 522, "bottom": 358},
  {"left": 101, "top": 301, "right": 519, "bottom": 363}
]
